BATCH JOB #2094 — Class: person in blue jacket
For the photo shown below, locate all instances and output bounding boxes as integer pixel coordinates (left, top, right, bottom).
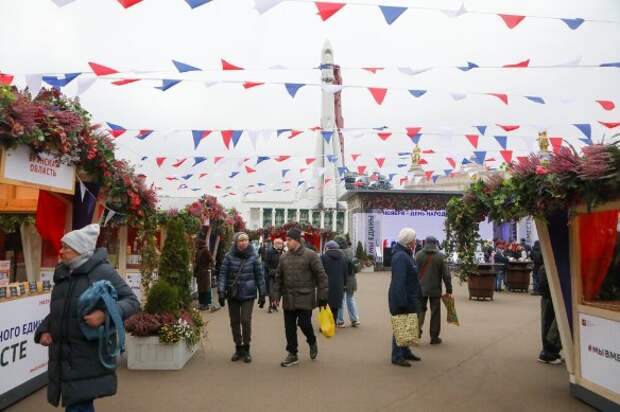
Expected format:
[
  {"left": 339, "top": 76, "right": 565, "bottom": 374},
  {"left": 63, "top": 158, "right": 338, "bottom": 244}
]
[{"left": 389, "top": 228, "right": 422, "bottom": 367}]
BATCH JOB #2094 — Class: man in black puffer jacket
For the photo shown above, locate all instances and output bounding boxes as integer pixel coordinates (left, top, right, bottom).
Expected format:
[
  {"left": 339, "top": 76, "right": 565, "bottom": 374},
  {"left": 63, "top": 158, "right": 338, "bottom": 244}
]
[
  {"left": 34, "top": 224, "right": 139, "bottom": 412},
  {"left": 218, "top": 232, "right": 267, "bottom": 363}
]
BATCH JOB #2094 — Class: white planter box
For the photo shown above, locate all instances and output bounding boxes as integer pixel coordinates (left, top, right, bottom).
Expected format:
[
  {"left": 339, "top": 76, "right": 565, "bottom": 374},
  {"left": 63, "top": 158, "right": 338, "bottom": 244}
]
[
  {"left": 360, "top": 266, "right": 375, "bottom": 273},
  {"left": 126, "top": 335, "right": 198, "bottom": 370}
]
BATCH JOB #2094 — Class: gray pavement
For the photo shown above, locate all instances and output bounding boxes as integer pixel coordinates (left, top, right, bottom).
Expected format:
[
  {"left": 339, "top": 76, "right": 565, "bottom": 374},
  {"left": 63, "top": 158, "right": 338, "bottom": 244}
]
[{"left": 8, "top": 272, "right": 594, "bottom": 412}]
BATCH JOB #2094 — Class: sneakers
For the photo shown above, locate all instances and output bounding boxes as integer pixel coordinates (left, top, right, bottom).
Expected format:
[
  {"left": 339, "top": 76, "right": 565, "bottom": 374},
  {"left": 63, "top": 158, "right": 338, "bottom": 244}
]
[
  {"left": 281, "top": 353, "right": 299, "bottom": 367},
  {"left": 351, "top": 321, "right": 361, "bottom": 328},
  {"left": 336, "top": 322, "right": 346, "bottom": 328},
  {"left": 538, "top": 353, "right": 562, "bottom": 364},
  {"left": 392, "top": 359, "right": 412, "bottom": 367},
  {"left": 310, "top": 343, "right": 318, "bottom": 360}
]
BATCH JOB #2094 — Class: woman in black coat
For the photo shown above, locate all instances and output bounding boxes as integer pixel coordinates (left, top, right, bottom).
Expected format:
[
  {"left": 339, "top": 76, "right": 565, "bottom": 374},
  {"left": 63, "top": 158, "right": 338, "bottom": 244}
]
[
  {"left": 194, "top": 235, "right": 213, "bottom": 311},
  {"left": 35, "top": 224, "right": 139, "bottom": 411},
  {"left": 320, "top": 241, "right": 347, "bottom": 317}
]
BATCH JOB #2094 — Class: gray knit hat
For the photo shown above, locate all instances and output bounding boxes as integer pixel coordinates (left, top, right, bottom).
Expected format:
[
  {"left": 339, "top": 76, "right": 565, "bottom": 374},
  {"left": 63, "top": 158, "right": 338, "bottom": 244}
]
[{"left": 61, "top": 224, "right": 100, "bottom": 255}]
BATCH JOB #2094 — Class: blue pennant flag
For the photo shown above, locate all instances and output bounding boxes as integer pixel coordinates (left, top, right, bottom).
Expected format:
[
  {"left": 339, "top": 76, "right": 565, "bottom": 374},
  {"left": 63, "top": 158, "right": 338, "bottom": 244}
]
[
  {"left": 398, "top": 152, "right": 410, "bottom": 157},
  {"left": 600, "top": 61, "right": 620, "bottom": 68},
  {"left": 277, "top": 129, "right": 291, "bottom": 137},
  {"left": 274, "top": 189, "right": 282, "bottom": 192},
  {"left": 444, "top": 169, "right": 453, "bottom": 177},
  {"left": 318, "top": 64, "right": 333, "bottom": 70},
  {"left": 297, "top": 180, "right": 305, "bottom": 187},
  {"left": 432, "top": 175, "right": 439, "bottom": 184},
  {"left": 475, "top": 125, "right": 487, "bottom": 135},
  {"left": 573, "top": 123, "right": 592, "bottom": 139},
  {"left": 257, "top": 156, "right": 270, "bottom": 164},
  {"left": 321, "top": 130, "right": 333, "bottom": 143},
  {"left": 457, "top": 61, "right": 479, "bottom": 72},
  {"left": 408, "top": 89, "right": 427, "bottom": 98},
  {"left": 281, "top": 169, "right": 290, "bottom": 178},
  {"left": 141, "top": 156, "right": 148, "bottom": 161},
  {"left": 156, "top": 79, "right": 182, "bottom": 91},
  {"left": 397, "top": 163, "right": 407, "bottom": 168},
  {"left": 473, "top": 151, "right": 487, "bottom": 165},
  {"left": 42, "top": 72, "right": 81, "bottom": 88},
  {"left": 192, "top": 130, "right": 208, "bottom": 150},
  {"left": 178, "top": 184, "right": 188, "bottom": 190},
  {"left": 285, "top": 83, "right": 305, "bottom": 98},
  {"left": 191, "top": 188, "right": 201, "bottom": 192},
  {"left": 410, "top": 134, "right": 421, "bottom": 145},
  {"left": 462, "top": 158, "right": 472, "bottom": 165},
  {"left": 337, "top": 167, "right": 348, "bottom": 176},
  {"left": 229, "top": 172, "right": 239, "bottom": 178},
  {"left": 232, "top": 130, "right": 243, "bottom": 147},
  {"left": 184, "top": 0, "right": 212, "bottom": 8},
  {"left": 494, "top": 135, "right": 508, "bottom": 150},
  {"left": 172, "top": 60, "right": 201, "bottom": 73},
  {"left": 388, "top": 173, "right": 397, "bottom": 181},
  {"left": 193, "top": 156, "right": 207, "bottom": 166},
  {"left": 525, "top": 96, "right": 545, "bottom": 104},
  {"left": 181, "top": 174, "right": 193, "bottom": 180},
  {"left": 379, "top": 5, "right": 407, "bottom": 25},
  {"left": 106, "top": 122, "right": 125, "bottom": 131},
  {"left": 257, "top": 183, "right": 266, "bottom": 187},
  {"left": 561, "top": 17, "right": 584, "bottom": 30},
  {"left": 136, "top": 130, "right": 153, "bottom": 140},
  {"left": 326, "top": 154, "right": 338, "bottom": 163}
]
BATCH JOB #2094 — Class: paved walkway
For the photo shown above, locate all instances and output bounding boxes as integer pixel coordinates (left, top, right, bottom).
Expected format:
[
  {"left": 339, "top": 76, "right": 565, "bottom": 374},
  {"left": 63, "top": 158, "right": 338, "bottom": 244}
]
[{"left": 10, "top": 272, "right": 594, "bottom": 412}]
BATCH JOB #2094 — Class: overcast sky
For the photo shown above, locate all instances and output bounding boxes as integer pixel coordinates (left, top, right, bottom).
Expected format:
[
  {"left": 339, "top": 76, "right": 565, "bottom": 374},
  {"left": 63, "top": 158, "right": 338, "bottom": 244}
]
[{"left": 1, "top": 0, "right": 619, "bottom": 208}]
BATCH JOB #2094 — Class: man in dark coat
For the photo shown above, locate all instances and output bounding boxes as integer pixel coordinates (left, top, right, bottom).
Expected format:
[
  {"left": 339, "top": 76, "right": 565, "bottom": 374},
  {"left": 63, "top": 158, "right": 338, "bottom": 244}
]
[
  {"left": 538, "top": 265, "right": 562, "bottom": 364},
  {"left": 530, "top": 240, "right": 543, "bottom": 295},
  {"left": 194, "top": 232, "right": 214, "bottom": 311},
  {"left": 389, "top": 228, "right": 422, "bottom": 367},
  {"left": 320, "top": 240, "right": 347, "bottom": 318},
  {"left": 272, "top": 228, "right": 329, "bottom": 367},
  {"left": 415, "top": 236, "right": 452, "bottom": 345},
  {"left": 263, "top": 238, "right": 284, "bottom": 313},
  {"left": 35, "top": 224, "right": 139, "bottom": 411},
  {"left": 218, "top": 232, "right": 267, "bottom": 363}
]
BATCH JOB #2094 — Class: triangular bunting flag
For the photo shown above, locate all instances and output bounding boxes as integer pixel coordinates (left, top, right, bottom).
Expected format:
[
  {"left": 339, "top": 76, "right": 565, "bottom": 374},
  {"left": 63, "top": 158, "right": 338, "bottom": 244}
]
[
  {"left": 111, "top": 78, "right": 140, "bottom": 86},
  {"left": 494, "top": 135, "right": 508, "bottom": 150},
  {"left": 351, "top": 154, "right": 361, "bottom": 161},
  {"left": 444, "top": 169, "right": 452, "bottom": 177},
  {"left": 525, "top": 96, "right": 545, "bottom": 104},
  {"left": 573, "top": 123, "right": 591, "bottom": 139},
  {"left": 549, "top": 137, "right": 563, "bottom": 154},
  {"left": 193, "top": 156, "right": 207, "bottom": 166},
  {"left": 327, "top": 154, "right": 338, "bottom": 163},
  {"left": 600, "top": 62, "right": 620, "bottom": 68},
  {"left": 245, "top": 165, "right": 256, "bottom": 173},
  {"left": 274, "top": 156, "right": 290, "bottom": 162},
  {"left": 424, "top": 170, "right": 434, "bottom": 180},
  {"left": 450, "top": 92, "right": 467, "bottom": 101},
  {"left": 289, "top": 130, "right": 303, "bottom": 139},
  {"left": 321, "top": 130, "right": 334, "bottom": 143},
  {"left": 465, "top": 134, "right": 479, "bottom": 148},
  {"left": 221, "top": 130, "right": 233, "bottom": 149},
  {"left": 306, "top": 158, "right": 316, "bottom": 165},
  {"left": 497, "top": 124, "right": 519, "bottom": 132},
  {"left": 254, "top": 0, "right": 283, "bottom": 14},
  {"left": 156, "top": 157, "right": 166, "bottom": 167},
  {"left": 88, "top": 62, "right": 118, "bottom": 76},
  {"left": 375, "top": 157, "right": 385, "bottom": 168},
  {"left": 406, "top": 127, "right": 421, "bottom": 137},
  {"left": 117, "top": 0, "right": 142, "bottom": 8},
  {"left": 231, "top": 130, "right": 243, "bottom": 147},
  {"left": 229, "top": 172, "right": 240, "bottom": 178},
  {"left": 432, "top": 175, "right": 439, "bottom": 184},
  {"left": 136, "top": 129, "right": 153, "bottom": 140},
  {"left": 488, "top": 93, "right": 508, "bottom": 105},
  {"left": 214, "top": 156, "right": 224, "bottom": 164},
  {"left": 446, "top": 157, "right": 456, "bottom": 169},
  {"left": 155, "top": 79, "right": 182, "bottom": 91},
  {"left": 185, "top": 0, "right": 211, "bottom": 9},
  {"left": 172, "top": 59, "right": 201, "bottom": 73},
  {"left": 473, "top": 151, "right": 486, "bottom": 165},
  {"left": 357, "top": 165, "right": 367, "bottom": 175},
  {"left": 379, "top": 5, "right": 407, "bottom": 25},
  {"left": 410, "top": 134, "right": 422, "bottom": 145},
  {"left": 475, "top": 125, "right": 487, "bottom": 135},
  {"left": 599, "top": 121, "right": 620, "bottom": 129},
  {"left": 363, "top": 67, "right": 384, "bottom": 74},
  {"left": 106, "top": 122, "right": 126, "bottom": 138},
  {"left": 172, "top": 158, "right": 187, "bottom": 168},
  {"left": 442, "top": 2, "right": 466, "bottom": 18},
  {"left": 282, "top": 169, "right": 290, "bottom": 177},
  {"left": 368, "top": 87, "right": 387, "bottom": 105},
  {"left": 76, "top": 78, "right": 96, "bottom": 95},
  {"left": 561, "top": 18, "right": 584, "bottom": 30},
  {"left": 181, "top": 174, "right": 194, "bottom": 180},
  {"left": 42, "top": 72, "right": 81, "bottom": 88},
  {"left": 503, "top": 58, "right": 530, "bottom": 68},
  {"left": 377, "top": 132, "right": 392, "bottom": 141},
  {"left": 315, "top": 2, "right": 346, "bottom": 21},
  {"left": 243, "top": 81, "right": 264, "bottom": 89},
  {"left": 285, "top": 83, "right": 305, "bottom": 98},
  {"left": 0, "top": 73, "right": 14, "bottom": 86},
  {"left": 457, "top": 61, "right": 479, "bottom": 72},
  {"left": 257, "top": 156, "right": 270, "bottom": 164},
  {"left": 596, "top": 100, "right": 615, "bottom": 111},
  {"left": 498, "top": 14, "right": 525, "bottom": 29},
  {"left": 192, "top": 130, "right": 211, "bottom": 149},
  {"left": 408, "top": 89, "right": 426, "bottom": 98},
  {"left": 221, "top": 59, "right": 244, "bottom": 70}
]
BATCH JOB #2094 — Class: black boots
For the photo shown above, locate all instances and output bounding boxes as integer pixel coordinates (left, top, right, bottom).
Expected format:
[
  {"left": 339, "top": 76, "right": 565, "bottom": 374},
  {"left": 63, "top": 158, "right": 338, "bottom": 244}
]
[
  {"left": 232, "top": 345, "right": 252, "bottom": 363},
  {"left": 242, "top": 345, "right": 252, "bottom": 363},
  {"left": 231, "top": 346, "right": 243, "bottom": 362}
]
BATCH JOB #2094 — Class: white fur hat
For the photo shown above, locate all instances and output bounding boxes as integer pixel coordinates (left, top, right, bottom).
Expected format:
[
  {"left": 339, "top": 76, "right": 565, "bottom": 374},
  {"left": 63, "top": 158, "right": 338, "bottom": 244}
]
[
  {"left": 398, "top": 228, "right": 417, "bottom": 246},
  {"left": 61, "top": 224, "right": 100, "bottom": 255}
]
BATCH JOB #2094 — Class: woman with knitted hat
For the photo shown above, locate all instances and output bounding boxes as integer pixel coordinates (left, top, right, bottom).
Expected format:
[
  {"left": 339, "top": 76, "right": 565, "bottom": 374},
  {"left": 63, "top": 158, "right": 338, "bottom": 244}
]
[{"left": 35, "top": 224, "right": 139, "bottom": 412}]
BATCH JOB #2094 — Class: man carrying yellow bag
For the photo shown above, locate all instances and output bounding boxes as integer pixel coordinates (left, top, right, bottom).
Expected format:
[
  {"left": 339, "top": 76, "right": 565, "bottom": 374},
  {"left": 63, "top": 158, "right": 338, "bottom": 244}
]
[{"left": 318, "top": 306, "right": 335, "bottom": 338}]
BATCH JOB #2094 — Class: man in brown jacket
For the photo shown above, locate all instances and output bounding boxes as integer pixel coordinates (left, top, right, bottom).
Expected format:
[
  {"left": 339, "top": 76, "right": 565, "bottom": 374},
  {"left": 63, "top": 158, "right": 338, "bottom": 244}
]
[{"left": 272, "top": 228, "right": 329, "bottom": 367}]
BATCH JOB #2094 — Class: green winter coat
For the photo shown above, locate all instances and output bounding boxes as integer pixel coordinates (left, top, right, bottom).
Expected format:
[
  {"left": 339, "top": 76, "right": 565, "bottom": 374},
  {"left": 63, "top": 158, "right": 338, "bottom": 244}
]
[{"left": 415, "top": 246, "right": 453, "bottom": 297}]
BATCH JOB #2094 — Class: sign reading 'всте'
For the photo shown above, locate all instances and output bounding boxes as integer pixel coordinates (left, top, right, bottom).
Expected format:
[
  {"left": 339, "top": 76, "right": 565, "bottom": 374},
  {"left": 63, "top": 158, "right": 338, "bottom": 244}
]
[{"left": 0, "top": 145, "right": 75, "bottom": 194}]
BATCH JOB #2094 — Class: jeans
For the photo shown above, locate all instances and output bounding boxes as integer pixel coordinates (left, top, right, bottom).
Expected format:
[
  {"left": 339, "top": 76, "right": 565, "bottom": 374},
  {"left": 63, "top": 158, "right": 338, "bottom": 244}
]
[
  {"left": 418, "top": 296, "right": 441, "bottom": 340},
  {"left": 496, "top": 271, "right": 505, "bottom": 290},
  {"left": 284, "top": 309, "right": 316, "bottom": 355},
  {"left": 66, "top": 400, "right": 94, "bottom": 412},
  {"left": 227, "top": 299, "right": 255, "bottom": 347},
  {"left": 336, "top": 291, "right": 359, "bottom": 324},
  {"left": 391, "top": 335, "right": 414, "bottom": 362}
]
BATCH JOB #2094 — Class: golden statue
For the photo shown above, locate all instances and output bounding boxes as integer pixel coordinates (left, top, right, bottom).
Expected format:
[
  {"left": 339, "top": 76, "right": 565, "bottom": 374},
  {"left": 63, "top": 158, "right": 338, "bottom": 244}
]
[
  {"left": 538, "top": 131, "right": 549, "bottom": 152},
  {"left": 409, "top": 144, "right": 422, "bottom": 172}
]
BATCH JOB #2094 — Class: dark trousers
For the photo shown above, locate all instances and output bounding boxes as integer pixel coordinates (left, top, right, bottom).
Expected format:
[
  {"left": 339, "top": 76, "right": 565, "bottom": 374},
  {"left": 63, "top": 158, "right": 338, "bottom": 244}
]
[
  {"left": 66, "top": 400, "right": 94, "bottom": 412},
  {"left": 228, "top": 299, "right": 254, "bottom": 347},
  {"left": 284, "top": 309, "right": 316, "bottom": 355},
  {"left": 418, "top": 296, "right": 441, "bottom": 340},
  {"left": 541, "top": 297, "right": 561, "bottom": 357},
  {"left": 532, "top": 266, "right": 541, "bottom": 293},
  {"left": 391, "top": 335, "right": 414, "bottom": 362},
  {"left": 198, "top": 291, "right": 211, "bottom": 306}
]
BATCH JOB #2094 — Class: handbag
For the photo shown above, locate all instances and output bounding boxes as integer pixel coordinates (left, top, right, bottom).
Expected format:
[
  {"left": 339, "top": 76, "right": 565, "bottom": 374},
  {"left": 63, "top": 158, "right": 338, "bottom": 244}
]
[
  {"left": 318, "top": 306, "right": 335, "bottom": 338},
  {"left": 391, "top": 313, "right": 420, "bottom": 347},
  {"left": 441, "top": 294, "right": 460, "bottom": 326},
  {"left": 228, "top": 259, "right": 246, "bottom": 300}
]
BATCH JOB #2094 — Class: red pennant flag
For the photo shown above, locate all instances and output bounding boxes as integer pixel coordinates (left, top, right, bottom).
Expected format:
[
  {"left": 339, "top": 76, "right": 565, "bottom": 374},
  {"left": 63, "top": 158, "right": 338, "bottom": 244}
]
[
  {"left": 377, "top": 132, "right": 392, "bottom": 141},
  {"left": 422, "top": 149, "right": 435, "bottom": 154},
  {"left": 446, "top": 157, "right": 456, "bottom": 168},
  {"left": 549, "top": 137, "right": 563, "bottom": 154},
  {"left": 109, "top": 129, "right": 126, "bottom": 138},
  {"left": 375, "top": 157, "right": 385, "bottom": 168},
  {"left": 419, "top": 159, "right": 428, "bottom": 165},
  {"left": 498, "top": 14, "right": 526, "bottom": 29},
  {"left": 199, "top": 173, "right": 208, "bottom": 179},
  {"left": 214, "top": 156, "right": 224, "bottom": 164},
  {"left": 165, "top": 176, "right": 177, "bottom": 181},
  {"left": 215, "top": 185, "right": 222, "bottom": 189},
  {"left": 351, "top": 153, "right": 361, "bottom": 161},
  {"left": 310, "top": 126, "right": 322, "bottom": 131},
  {"left": 503, "top": 58, "right": 530, "bottom": 68},
  {"left": 517, "top": 156, "right": 528, "bottom": 164},
  {"left": 274, "top": 155, "right": 290, "bottom": 162},
  {"left": 596, "top": 100, "right": 615, "bottom": 111},
  {"left": 243, "top": 81, "right": 264, "bottom": 89},
  {"left": 299, "top": 168, "right": 308, "bottom": 174},
  {"left": 289, "top": 130, "right": 303, "bottom": 139},
  {"left": 357, "top": 165, "right": 367, "bottom": 175},
  {"left": 363, "top": 67, "right": 384, "bottom": 74},
  {"left": 424, "top": 170, "right": 434, "bottom": 180},
  {"left": 118, "top": 0, "right": 143, "bottom": 8},
  {"left": 221, "top": 59, "right": 244, "bottom": 71},
  {"left": 399, "top": 177, "right": 408, "bottom": 186},
  {"left": 156, "top": 157, "right": 166, "bottom": 167},
  {"left": 497, "top": 124, "right": 520, "bottom": 132},
  {"left": 500, "top": 150, "right": 513, "bottom": 164},
  {"left": 0, "top": 73, "right": 14, "bottom": 85},
  {"left": 465, "top": 134, "right": 479, "bottom": 148},
  {"left": 221, "top": 130, "right": 233, "bottom": 149},
  {"left": 111, "top": 78, "right": 140, "bottom": 86},
  {"left": 599, "top": 121, "right": 620, "bottom": 129},
  {"left": 305, "top": 158, "right": 316, "bottom": 165},
  {"left": 245, "top": 165, "right": 256, "bottom": 173},
  {"left": 35, "top": 191, "right": 67, "bottom": 253},
  {"left": 88, "top": 62, "right": 119, "bottom": 76},
  {"left": 488, "top": 93, "right": 509, "bottom": 105},
  {"left": 368, "top": 87, "right": 387, "bottom": 105},
  {"left": 406, "top": 127, "right": 422, "bottom": 137},
  {"left": 172, "top": 158, "right": 187, "bottom": 168},
  {"left": 324, "top": 177, "right": 333, "bottom": 184},
  {"left": 315, "top": 2, "right": 346, "bottom": 21}
]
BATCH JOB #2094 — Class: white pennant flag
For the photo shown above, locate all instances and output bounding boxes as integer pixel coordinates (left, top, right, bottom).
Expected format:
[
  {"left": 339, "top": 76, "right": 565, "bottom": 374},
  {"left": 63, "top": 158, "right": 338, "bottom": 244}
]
[
  {"left": 76, "top": 78, "right": 97, "bottom": 96},
  {"left": 51, "top": 0, "right": 77, "bottom": 6},
  {"left": 204, "top": 81, "right": 217, "bottom": 88},
  {"left": 25, "top": 74, "right": 43, "bottom": 96},
  {"left": 247, "top": 130, "right": 260, "bottom": 149},
  {"left": 269, "top": 64, "right": 288, "bottom": 70},
  {"left": 441, "top": 2, "right": 467, "bottom": 18},
  {"left": 79, "top": 180, "right": 87, "bottom": 202},
  {"left": 254, "top": 0, "right": 283, "bottom": 14},
  {"left": 551, "top": 56, "right": 582, "bottom": 68},
  {"left": 450, "top": 92, "right": 467, "bottom": 101},
  {"left": 322, "top": 84, "right": 344, "bottom": 94},
  {"left": 260, "top": 130, "right": 273, "bottom": 143},
  {"left": 104, "top": 210, "right": 116, "bottom": 226},
  {"left": 398, "top": 67, "right": 432, "bottom": 76}
]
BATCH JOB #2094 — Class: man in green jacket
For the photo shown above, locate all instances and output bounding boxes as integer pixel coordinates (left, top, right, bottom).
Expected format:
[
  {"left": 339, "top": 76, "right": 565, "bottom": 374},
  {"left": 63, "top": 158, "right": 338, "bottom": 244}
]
[
  {"left": 272, "top": 228, "right": 329, "bottom": 367},
  {"left": 415, "top": 236, "right": 452, "bottom": 345}
]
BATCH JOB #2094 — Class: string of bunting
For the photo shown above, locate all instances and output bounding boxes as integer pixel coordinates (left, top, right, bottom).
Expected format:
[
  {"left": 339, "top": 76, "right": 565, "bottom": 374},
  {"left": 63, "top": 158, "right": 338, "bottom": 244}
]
[{"left": 76, "top": 176, "right": 126, "bottom": 226}]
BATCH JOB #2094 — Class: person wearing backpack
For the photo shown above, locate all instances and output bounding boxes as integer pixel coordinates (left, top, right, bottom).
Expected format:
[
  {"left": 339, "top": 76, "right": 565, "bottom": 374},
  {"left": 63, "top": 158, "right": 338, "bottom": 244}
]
[
  {"left": 218, "top": 232, "right": 267, "bottom": 363},
  {"left": 415, "top": 236, "right": 452, "bottom": 345},
  {"left": 34, "top": 224, "right": 139, "bottom": 412}
]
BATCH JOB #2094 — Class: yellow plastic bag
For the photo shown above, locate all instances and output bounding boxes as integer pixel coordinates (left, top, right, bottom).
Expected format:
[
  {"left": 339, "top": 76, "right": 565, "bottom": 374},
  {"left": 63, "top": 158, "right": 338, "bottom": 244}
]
[
  {"left": 318, "top": 306, "right": 335, "bottom": 338},
  {"left": 391, "top": 313, "right": 420, "bottom": 347},
  {"left": 441, "top": 294, "right": 460, "bottom": 326}
]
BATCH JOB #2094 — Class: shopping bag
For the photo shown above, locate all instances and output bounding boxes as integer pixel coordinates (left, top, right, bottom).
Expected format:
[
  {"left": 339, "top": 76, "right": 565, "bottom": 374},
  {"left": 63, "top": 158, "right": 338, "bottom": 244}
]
[
  {"left": 318, "top": 306, "right": 335, "bottom": 338},
  {"left": 391, "top": 313, "right": 420, "bottom": 347},
  {"left": 441, "top": 294, "right": 460, "bottom": 326}
]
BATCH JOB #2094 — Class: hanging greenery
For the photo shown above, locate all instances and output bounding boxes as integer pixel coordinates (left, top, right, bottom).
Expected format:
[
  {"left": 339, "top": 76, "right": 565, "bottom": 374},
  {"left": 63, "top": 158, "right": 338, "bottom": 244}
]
[{"left": 0, "top": 214, "right": 35, "bottom": 233}]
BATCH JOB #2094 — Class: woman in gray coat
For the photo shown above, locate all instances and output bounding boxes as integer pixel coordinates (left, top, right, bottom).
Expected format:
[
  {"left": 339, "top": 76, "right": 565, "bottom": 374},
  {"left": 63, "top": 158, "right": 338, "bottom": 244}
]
[{"left": 35, "top": 224, "right": 139, "bottom": 412}]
